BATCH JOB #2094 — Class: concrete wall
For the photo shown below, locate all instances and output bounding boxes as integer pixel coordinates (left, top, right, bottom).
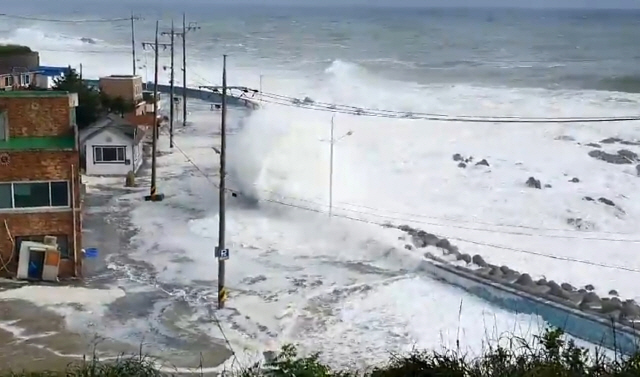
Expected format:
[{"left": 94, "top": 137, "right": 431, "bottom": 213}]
[
  {"left": 418, "top": 260, "right": 640, "bottom": 355},
  {"left": 84, "top": 129, "right": 136, "bottom": 176}
]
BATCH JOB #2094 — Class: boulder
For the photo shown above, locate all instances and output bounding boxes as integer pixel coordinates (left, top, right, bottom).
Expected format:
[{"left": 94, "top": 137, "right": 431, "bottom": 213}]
[
  {"left": 453, "top": 153, "right": 463, "bottom": 162},
  {"left": 457, "top": 253, "right": 472, "bottom": 264},
  {"left": 609, "top": 289, "right": 619, "bottom": 296},
  {"left": 515, "top": 273, "right": 534, "bottom": 286},
  {"left": 636, "top": 164, "right": 640, "bottom": 177},
  {"left": 544, "top": 184, "right": 552, "bottom": 188},
  {"left": 621, "top": 301, "right": 640, "bottom": 319},
  {"left": 585, "top": 284, "right": 595, "bottom": 291},
  {"left": 569, "top": 177, "right": 580, "bottom": 183},
  {"left": 472, "top": 254, "right": 488, "bottom": 267},
  {"left": 561, "top": 283, "right": 575, "bottom": 292},
  {"left": 600, "top": 298, "right": 623, "bottom": 313},
  {"left": 547, "top": 281, "right": 570, "bottom": 299},
  {"left": 601, "top": 137, "right": 621, "bottom": 144},
  {"left": 618, "top": 149, "right": 638, "bottom": 161},
  {"left": 499, "top": 265, "right": 511, "bottom": 274},
  {"left": 585, "top": 143, "right": 601, "bottom": 148},
  {"left": 583, "top": 196, "right": 595, "bottom": 202},
  {"left": 475, "top": 159, "right": 490, "bottom": 167},
  {"left": 404, "top": 244, "right": 413, "bottom": 251},
  {"left": 588, "top": 150, "right": 634, "bottom": 164},
  {"left": 598, "top": 197, "right": 615, "bottom": 207},
  {"left": 526, "top": 177, "right": 542, "bottom": 189},
  {"left": 458, "top": 162, "right": 467, "bottom": 168}
]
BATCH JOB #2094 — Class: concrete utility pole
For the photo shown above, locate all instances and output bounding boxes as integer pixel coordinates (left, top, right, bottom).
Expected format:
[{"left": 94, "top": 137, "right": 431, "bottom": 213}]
[
  {"left": 176, "top": 13, "right": 200, "bottom": 127},
  {"left": 322, "top": 114, "right": 353, "bottom": 217},
  {"left": 215, "top": 55, "right": 229, "bottom": 309},
  {"left": 142, "top": 21, "right": 167, "bottom": 203},
  {"left": 161, "top": 21, "right": 176, "bottom": 149},
  {"left": 130, "top": 13, "right": 141, "bottom": 76}
]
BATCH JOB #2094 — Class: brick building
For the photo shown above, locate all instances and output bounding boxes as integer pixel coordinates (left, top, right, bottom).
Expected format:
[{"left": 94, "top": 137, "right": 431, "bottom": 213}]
[
  {"left": 99, "top": 75, "right": 146, "bottom": 115},
  {"left": 0, "top": 91, "right": 82, "bottom": 279}
]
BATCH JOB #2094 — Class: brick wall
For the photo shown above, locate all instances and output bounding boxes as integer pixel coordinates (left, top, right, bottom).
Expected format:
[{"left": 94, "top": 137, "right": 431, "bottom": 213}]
[
  {"left": 0, "top": 150, "right": 82, "bottom": 279},
  {"left": 99, "top": 76, "right": 143, "bottom": 103},
  {"left": 0, "top": 211, "right": 81, "bottom": 278},
  {"left": 0, "top": 96, "right": 71, "bottom": 137}
]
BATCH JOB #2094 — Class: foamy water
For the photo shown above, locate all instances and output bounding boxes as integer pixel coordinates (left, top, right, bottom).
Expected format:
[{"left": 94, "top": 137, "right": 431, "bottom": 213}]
[{"left": 1, "top": 5, "right": 639, "bottom": 368}]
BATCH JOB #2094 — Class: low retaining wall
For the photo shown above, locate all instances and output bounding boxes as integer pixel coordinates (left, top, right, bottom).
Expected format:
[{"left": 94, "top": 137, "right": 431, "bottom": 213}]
[{"left": 418, "top": 258, "right": 640, "bottom": 354}]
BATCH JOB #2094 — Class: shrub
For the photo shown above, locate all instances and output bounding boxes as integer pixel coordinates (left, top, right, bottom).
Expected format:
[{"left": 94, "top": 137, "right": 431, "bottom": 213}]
[{"left": 2, "top": 328, "right": 639, "bottom": 377}]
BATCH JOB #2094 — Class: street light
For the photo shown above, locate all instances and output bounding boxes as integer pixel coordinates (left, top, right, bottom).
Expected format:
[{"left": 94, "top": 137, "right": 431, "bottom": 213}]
[{"left": 320, "top": 114, "right": 353, "bottom": 217}]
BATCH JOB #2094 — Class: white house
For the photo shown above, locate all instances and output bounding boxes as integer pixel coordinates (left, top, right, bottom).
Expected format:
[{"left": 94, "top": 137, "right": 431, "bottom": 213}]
[{"left": 79, "top": 115, "right": 147, "bottom": 176}]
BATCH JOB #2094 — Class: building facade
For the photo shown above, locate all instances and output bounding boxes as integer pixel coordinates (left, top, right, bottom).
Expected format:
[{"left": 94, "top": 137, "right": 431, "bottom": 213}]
[
  {"left": 0, "top": 91, "right": 82, "bottom": 279},
  {"left": 79, "top": 115, "right": 146, "bottom": 176},
  {"left": 0, "top": 48, "right": 43, "bottom": 91},
  {"left": 99, "top": 75, "right": 144, "bottom": 105}
]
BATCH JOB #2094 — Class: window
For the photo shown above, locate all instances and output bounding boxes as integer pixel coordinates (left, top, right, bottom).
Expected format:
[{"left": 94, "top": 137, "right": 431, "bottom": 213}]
[
  {"left": 0, "top": 183, "right": 11, "bottom": 209},
  {"left": 2, "top": 76, "right": 9, "bottom": 88},
  {"left": 23, "top": 74, "right": 30, "bottom": 85},
  {"left": 0, "top": 110, "right": 6, "bottom": 140},
  {"left": 0, "top": 181, "right": 70, "bottom": 210},
  {"left": 94, "top": 146, "right": 126, "bottom": 163},
  {"left": 15, "top": 235, "right": 70, "bottom": 259}
]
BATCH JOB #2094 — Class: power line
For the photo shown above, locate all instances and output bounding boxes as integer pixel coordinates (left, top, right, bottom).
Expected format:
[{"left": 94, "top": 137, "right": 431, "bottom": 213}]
[
  {"left": 169, "top": 138, "right": 640, "bottom": 274},
  {"left": 0, "top": 13, "right": 136, "bottom": 23},
  {"left": 250, "top": 93, "right": 640, "bottom": 123}
]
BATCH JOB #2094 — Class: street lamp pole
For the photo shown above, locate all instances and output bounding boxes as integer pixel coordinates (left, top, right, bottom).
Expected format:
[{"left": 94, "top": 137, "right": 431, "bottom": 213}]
[{"left": 329, "top": 114, "right": 335, "bottom": 217}]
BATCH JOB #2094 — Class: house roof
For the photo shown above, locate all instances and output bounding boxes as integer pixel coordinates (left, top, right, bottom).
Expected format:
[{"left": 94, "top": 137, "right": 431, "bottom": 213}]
[{"left": 79, "top": 114, "right": 146, "bottom": 146}]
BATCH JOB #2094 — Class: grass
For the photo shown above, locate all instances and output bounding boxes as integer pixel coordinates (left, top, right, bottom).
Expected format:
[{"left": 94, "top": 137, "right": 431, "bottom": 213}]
[
  {"left": 0, "top": 45, "right": 32, "bottom": 56},
  {"left": 1, "top": 328, "right": 639, "bottom": 377}
]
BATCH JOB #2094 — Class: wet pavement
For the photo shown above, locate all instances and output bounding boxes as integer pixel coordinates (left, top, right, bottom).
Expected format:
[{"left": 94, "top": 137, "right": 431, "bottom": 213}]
[{"left": 0, "top": 163, "right": 233, "bottom": 374}]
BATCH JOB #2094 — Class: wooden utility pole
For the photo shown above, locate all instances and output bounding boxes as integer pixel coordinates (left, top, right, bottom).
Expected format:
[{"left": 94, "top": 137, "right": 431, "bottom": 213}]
[
  {"left": 142, "top": 21, "right": 166, "bottom": 203},
  {"left": 161, "top": 21, "right": 176, "bottom": 149},
  {"left": 215, "top": 55, "right": 229, "bottom": 309},
  {"left": 176, "top": 14, "right": 200, "bottom": 127}
]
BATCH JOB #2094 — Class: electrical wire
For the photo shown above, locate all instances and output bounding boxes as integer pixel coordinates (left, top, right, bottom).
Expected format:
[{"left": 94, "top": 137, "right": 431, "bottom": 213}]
[
  {"left": 250, "top": 93, "right": 640, "bottom": 123},
  {"left": 0, "top": 13, "right": 135, "bottom": 23},
  {"left": 168, "top": 138, "right": 640, "bottom": 274}
]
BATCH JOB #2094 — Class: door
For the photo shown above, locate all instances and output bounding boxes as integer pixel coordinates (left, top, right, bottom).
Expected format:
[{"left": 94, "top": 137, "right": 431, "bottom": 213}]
[{"left": 27, "top": 250, "right": 45, "bottom": 280}]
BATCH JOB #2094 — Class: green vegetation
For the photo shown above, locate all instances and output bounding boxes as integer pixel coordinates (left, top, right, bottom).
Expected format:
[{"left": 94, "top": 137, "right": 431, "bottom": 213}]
[
  {"left": 1, "top": 328, "right": 639, "bottom": 377},
  {"left": 51, "top": 68, "right": 138, "bottom": 129},
  {"left": 0, "top": 44, "right": 32, "bottom": 56}
]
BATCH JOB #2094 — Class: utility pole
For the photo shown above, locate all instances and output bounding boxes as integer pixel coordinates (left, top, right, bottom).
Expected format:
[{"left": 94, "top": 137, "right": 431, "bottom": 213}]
[
  {"left": 329, "top": 114, "right": 335, "bottom": 217},
  {"left": 161, "top": 21, "right": 176, "bottom": 149},
  {"left": 175, "top": 14, "right": 200, "bottom": 127},
  {"left": 142, "top": 21, "right": 165, "bottom": 203},
  {"left": 130, "top": 12, "right": 140, "bottom": 76},
  {"left": 215, "top": 55, "right": 229, "bottom": 309}
]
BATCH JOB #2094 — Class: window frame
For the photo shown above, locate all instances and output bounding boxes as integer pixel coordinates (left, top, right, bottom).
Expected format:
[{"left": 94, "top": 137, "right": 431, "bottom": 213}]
[
  {"left": 93, "top": 145, "right": 127, "bottom": 164},
  {"left": 0, "top": 181, "right": 70, "bottom": 211},
  {"left": 0, "top": 110, "right": 7, "bottom": 141},
  {"left": 23, "top": 74, "right": 30, "bottom": 85}
]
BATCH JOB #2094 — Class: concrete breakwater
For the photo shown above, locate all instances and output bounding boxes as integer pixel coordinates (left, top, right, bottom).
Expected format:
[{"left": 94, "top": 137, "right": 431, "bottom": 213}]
[{"left": 389, "top": 224, "right": 640, "bottom": 354}]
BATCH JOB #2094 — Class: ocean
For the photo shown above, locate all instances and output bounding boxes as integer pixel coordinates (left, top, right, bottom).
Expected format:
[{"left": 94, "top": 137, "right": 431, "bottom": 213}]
[{"left": 1, "top": 1, "right": 640, "bottom": 372}]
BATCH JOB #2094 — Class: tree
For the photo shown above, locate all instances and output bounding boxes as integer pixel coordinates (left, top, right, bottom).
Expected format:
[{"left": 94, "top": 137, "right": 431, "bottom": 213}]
[{"left": 52, "top": 68, "right": 102, "bottom": 129}]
